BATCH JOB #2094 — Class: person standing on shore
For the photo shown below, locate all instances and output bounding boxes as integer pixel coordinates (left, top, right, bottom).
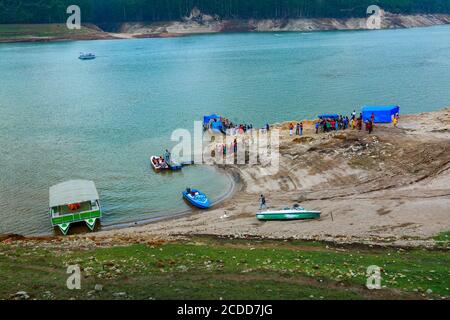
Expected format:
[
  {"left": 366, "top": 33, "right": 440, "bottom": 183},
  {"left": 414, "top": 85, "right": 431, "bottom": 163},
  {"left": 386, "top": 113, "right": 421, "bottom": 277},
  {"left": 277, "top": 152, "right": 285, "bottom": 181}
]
[
  {"left": 289, "top": 123, "right": 294, "bottom": 136},
  {"left": 260, "top": 194, "right": 267, "bottom": 210},
  {"left": 300, "top": 122, "right": 304, "bottom": 136},
  {"left": 315, "top": 121, "right": 320, "bottom": 134}
]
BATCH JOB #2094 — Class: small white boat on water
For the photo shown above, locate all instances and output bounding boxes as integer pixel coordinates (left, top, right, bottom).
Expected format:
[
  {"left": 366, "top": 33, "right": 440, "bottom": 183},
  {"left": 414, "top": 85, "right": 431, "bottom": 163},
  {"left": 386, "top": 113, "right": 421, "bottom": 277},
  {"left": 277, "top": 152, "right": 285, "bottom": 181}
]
[
  {"left": 79, "top": 53, "right": 96, "bottom": 60},
  {"left": 151, "top": 156, "right": 169, "bottom": 171}
]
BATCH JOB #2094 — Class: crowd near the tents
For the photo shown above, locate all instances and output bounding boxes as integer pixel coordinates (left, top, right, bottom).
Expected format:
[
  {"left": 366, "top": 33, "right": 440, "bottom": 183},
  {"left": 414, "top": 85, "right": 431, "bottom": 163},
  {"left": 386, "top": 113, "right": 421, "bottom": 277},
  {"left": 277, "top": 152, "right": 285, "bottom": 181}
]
[
  {"left": 205, "top": 109, "right": 400, "bottom": 156},
  {"left": 289, "top": 110, "right": 400, "bottom": 136},
  {"left": 205, "top": 116, "right": 271, "bottom": 135}
]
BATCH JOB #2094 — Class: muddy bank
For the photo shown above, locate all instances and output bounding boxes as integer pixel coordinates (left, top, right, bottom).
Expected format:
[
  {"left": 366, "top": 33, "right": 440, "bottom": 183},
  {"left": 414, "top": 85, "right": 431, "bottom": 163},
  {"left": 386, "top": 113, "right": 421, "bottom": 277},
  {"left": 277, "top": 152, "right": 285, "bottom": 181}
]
[
  {"left": 91, "top": 108, "right": 450, "bottom": 247},
  {"left": 1, "top": 109, "right": 448, "bottom": 248},
  {"left": 2, "top": 12, "right": 450, "bottom": 43},
  {"left": 114, "top": 12, "right": 450, "bottom": 38},
  {"left": 0, "top": 23, "right": 117, "bottom": 43}
]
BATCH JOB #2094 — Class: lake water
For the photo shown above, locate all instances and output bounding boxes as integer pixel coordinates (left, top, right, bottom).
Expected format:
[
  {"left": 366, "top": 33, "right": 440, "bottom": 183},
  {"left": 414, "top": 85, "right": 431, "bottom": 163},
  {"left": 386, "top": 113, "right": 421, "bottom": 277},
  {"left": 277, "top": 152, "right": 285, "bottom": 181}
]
[{"left": 1, "top": 25, "right": 450, "bottom": 235}]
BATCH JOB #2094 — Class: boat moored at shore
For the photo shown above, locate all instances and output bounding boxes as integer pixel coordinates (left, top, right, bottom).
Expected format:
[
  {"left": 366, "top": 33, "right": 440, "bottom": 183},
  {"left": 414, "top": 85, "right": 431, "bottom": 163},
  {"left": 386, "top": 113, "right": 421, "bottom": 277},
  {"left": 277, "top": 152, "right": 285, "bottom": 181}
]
[
  {"left": 151, "top": 156, "right": 182, "bottom": 172},
  {"left": 182, "top": 188, "right": 210, "bottom": 209},
  {"left": 49, "top": 180, "right": 102, "bottom": 235},
  {"left": 257, "top": 205, "right": 321, "bottom": 221}
]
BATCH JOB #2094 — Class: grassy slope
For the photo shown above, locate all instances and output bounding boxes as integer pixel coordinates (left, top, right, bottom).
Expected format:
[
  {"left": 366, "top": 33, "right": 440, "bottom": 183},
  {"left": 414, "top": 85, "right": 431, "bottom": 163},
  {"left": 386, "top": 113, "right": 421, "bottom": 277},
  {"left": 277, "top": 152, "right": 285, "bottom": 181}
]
[
  {"left": 434, "top": 231, "right": 450, "bottom": 246},
  {"left": 0, "top": 24, "right": 107, "bottom": 42},
  {"left": 0, "top": 237, "right": 448, "bottom": 300}
]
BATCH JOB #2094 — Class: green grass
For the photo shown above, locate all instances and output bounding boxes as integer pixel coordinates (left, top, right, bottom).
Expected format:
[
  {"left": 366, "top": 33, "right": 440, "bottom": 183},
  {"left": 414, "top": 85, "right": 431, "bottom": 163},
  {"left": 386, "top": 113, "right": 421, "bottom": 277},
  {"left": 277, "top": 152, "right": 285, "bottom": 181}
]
[
  {"left": 0, "top": 24, "right": 99, "bottom": 40},
  {"left": 434, "top": 231, "right": 450, "bottom": 245},
  {"left": 0, "top": 237, "right": 448, "bottom": 300}
]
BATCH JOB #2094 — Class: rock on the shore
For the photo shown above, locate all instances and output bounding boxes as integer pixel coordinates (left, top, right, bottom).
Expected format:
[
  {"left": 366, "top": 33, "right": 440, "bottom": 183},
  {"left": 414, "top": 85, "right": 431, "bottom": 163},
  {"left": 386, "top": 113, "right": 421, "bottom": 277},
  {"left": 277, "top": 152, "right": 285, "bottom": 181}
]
[
  {"left": 95, "top": 284, "right": 103, "bottom": 291},
  {"left": 10, "top": 291, "right": 30, "bottom": 300}
]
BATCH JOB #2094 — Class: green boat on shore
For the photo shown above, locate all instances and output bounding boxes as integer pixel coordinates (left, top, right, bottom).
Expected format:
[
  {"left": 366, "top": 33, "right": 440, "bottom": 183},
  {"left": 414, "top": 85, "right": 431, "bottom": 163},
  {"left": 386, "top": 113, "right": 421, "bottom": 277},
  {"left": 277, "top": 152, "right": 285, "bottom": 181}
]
[
  {"left": 49, "top": 180, "right": 102, "bottom": 235},
  {"left": 256, "top": 205, "right": 321, "bottom": 221}
]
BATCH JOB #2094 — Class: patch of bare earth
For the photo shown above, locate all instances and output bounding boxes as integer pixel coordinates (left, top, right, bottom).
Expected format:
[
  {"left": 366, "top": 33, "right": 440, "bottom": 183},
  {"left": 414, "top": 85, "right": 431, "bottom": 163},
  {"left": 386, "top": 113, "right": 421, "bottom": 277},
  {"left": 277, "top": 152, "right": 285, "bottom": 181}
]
[{"left": 89, "top": 108, "right": 450, "bottom": 247}]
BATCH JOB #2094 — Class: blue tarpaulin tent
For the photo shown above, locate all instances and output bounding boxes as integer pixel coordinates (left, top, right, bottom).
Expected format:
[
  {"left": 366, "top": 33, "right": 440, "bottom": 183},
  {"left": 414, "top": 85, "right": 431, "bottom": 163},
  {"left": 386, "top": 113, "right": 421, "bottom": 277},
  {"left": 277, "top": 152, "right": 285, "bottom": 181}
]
[
  {"left": 318, "top": 114, "right": 339, "bottom": 119},
  {"left": 362, "top": 106, "right": 400, "bottom": 123},
  {"left": 211, "top": 121, "right": 224, "bottom": 133},
  {"left": 203, "top": 114, "right": 221, "bottom": 125}
]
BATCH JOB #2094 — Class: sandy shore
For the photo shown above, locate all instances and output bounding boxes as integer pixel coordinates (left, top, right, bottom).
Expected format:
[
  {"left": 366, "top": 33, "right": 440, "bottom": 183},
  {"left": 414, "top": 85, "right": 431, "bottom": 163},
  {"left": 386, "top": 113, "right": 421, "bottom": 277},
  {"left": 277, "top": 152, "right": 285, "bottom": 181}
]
[
  {"left": 78, "top": 108, "right": 449, "bottom": 248},
  {"left": 1, "top": 109, "right": 448, "bottom": 248},
  {"left": 2, "top": 12, "right": 450, "bottom": 43},
  {"left": 116, "top": 12, "right": 450, "bottom": 37}
]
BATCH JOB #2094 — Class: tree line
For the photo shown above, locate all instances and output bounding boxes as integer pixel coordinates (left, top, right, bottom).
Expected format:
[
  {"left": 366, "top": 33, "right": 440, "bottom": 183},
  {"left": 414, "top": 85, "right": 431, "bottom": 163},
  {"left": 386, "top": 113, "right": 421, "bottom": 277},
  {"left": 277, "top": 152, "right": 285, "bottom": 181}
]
[{"left": 2, "top": 0, "right": 450, "bottom": 24}]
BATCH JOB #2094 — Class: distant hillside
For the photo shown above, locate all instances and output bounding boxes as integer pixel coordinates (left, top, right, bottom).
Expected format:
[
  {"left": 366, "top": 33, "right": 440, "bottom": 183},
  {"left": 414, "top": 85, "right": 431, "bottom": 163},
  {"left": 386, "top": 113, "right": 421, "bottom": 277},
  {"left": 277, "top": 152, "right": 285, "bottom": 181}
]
[{"left": 2, "top": 0, "right": 450, "bottom": 24}]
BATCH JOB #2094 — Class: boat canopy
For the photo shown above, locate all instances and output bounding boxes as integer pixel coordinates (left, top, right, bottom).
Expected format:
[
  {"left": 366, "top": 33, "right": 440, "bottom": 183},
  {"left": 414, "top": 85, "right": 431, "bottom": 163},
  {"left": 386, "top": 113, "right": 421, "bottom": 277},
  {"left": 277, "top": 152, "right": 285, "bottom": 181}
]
[
  {"left": 318, "top": 114, "right": 339, "bottom": 119},
  {"left": 49, "top": 180, "right": 99, "bottom": 208},
  {"left": 203, "top": 114, "right": 220, "bottom": 125},
  {"left": 362, "top": 105, "right": 400, "bottom": 123}
]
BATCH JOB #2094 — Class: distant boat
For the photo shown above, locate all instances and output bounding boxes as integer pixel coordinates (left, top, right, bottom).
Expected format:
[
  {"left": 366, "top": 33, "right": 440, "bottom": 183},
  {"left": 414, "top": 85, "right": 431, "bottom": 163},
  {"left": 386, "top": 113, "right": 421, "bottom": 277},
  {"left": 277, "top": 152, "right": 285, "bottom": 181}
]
[
  {"left": 79, "top": 53, "right": 96, "bottom": 60},
  {"left": 182, "top": 188, "right": 210, "bottom": 209},
  {"left": 256, "top": 205, "right": 321, "bottom": 221}
]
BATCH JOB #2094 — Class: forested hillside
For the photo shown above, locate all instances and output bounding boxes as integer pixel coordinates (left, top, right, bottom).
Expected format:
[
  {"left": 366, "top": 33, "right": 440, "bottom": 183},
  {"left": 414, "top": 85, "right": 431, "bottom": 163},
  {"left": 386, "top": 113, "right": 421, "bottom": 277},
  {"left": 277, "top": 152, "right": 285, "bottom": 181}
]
[{"left": 2, "top": 0, "right": 450, "bottom": 24}]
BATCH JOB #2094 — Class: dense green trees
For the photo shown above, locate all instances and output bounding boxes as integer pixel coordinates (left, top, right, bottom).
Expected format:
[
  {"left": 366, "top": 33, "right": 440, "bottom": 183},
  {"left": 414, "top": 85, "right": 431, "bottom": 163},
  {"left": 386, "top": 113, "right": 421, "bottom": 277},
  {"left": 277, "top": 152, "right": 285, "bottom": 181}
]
[{"left": 2, "top": 0, "right": 450, "bottom": 24}]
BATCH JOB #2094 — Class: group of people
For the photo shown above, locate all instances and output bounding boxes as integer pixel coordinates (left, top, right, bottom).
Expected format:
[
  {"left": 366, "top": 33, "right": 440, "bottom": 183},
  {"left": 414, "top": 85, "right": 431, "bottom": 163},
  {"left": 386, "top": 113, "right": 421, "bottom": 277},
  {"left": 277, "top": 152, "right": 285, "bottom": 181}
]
[
  {"left": 215, "top": 138, "right": 239, "bottom": 156},
  {"left": 222, "top": 118, "right": 255, "bottom": 135},
  {"left": 205, "top": 116, "right": 271, "bottom": 136},
  {"left": 152, "top": 156, "right": 169, "bottom": 169},
  {"left": 152, "top": 149, "right": 172, "bottom": 169},
  {"left": 317, "top": 115, "right": 353, "bottom": 133},
  {"left": 313, "top": 110, "right": 399, "bottom": 135},
  {"left": 289, "top": 122, "right": 304, "bottom": 136}
]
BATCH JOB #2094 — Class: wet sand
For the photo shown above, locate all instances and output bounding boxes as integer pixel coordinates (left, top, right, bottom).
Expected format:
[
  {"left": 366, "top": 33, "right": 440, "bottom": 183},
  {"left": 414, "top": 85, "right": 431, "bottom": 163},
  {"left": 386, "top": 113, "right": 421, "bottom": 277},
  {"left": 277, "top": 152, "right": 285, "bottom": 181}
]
[{"left": 91, "top": 108, "right": 450, "bottom": 247}]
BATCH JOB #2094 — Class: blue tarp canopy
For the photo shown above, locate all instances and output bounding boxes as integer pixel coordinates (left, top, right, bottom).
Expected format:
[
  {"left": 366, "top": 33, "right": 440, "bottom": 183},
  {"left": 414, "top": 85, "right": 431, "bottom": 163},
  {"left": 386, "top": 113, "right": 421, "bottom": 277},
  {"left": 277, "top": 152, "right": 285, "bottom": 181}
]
[
  {"left": 318, "top": 114, "right": 339, "bottom": 119},
  {"left": 362, "top": 106, "right": 400, "bottom": 123},
  {"left": 211, "top": 121, "right": 224, "bottom": 133},
  {"left": 203, "top": 114, "right": 221, "bottom": 125}
]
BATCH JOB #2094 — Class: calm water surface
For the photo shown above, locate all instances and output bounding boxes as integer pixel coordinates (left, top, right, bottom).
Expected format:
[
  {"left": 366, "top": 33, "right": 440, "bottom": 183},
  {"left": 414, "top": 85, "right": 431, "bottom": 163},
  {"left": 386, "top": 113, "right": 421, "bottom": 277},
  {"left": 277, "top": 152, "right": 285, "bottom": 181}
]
[{"left": 1, "top": 26, "right": 450, "bottom": 235}]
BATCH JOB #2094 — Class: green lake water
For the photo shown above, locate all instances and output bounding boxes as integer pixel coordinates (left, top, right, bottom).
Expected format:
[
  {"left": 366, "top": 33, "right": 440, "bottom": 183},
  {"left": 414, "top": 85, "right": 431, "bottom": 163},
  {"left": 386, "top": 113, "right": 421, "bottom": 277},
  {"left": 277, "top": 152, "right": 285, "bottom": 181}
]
[{"left": 1, "top": 25, "right": 450, "bottom": 235}]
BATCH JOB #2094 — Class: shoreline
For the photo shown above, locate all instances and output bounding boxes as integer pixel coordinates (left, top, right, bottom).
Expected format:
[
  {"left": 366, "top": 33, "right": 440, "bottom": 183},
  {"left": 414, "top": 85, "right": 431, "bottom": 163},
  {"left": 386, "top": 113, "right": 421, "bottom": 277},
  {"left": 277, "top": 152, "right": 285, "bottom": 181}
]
[
  {"left": 1, "top": 108, "right": 448, "bottom": 248},
  {"left": 88, "top": 107, "right": 450, "bottom": 248},
  {"left": 1, "top": 13, "right": 450, "bottom": 44},
  {"left": 100, "top": 167, "right": 239, "bottom": 231}
]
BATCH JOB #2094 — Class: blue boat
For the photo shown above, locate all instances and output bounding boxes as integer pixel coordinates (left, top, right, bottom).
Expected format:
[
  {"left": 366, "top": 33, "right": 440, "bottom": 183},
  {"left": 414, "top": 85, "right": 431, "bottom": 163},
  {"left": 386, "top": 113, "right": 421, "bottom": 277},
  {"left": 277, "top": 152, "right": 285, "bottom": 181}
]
[
  {"left": 169, "top": 161, "right": 182, "bottom": 171},
  {"left": 182, "top": 188, "right": 210, "bottom": 209}
]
